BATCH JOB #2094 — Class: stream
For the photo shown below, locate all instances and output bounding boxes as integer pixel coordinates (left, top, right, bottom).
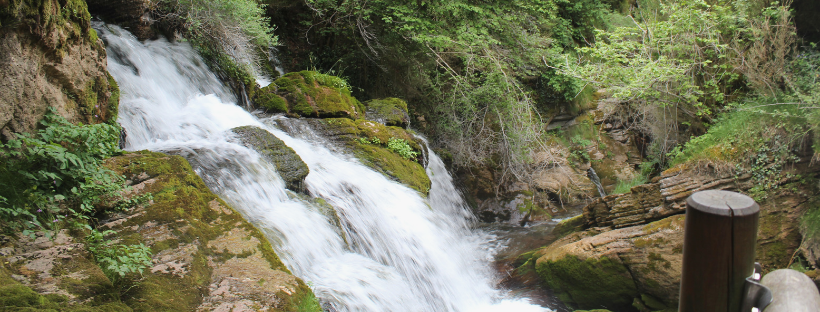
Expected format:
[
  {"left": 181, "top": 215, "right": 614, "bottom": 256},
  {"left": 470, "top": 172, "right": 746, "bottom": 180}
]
[{"left": 98, "top": 22, "right": 554, "bottom": 312}]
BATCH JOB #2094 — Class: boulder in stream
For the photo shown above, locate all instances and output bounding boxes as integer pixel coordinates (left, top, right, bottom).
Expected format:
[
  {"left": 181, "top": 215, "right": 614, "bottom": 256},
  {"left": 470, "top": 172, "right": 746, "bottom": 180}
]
[
  {"left": 254, "top": 71, "right": 365, "bottom": 119},
  {"left": 231, "top": 125, "right": 309, "bottom": 192},
  {"left": 364, "top": 97, "right": 410, "bottom": 128}
]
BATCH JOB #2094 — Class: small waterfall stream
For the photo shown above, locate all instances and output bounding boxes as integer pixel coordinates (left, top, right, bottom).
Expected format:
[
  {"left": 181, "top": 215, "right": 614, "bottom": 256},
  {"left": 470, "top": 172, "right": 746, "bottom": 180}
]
[{"left": 98, "top": 23, "right": 550, "bottom": 312}]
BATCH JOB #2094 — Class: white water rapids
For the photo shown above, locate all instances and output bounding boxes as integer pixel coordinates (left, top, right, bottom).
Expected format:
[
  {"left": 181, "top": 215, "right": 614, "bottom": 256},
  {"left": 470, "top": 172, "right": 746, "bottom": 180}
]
[{"left": 98, "top": 23, "right": 550, "bottom": 312}]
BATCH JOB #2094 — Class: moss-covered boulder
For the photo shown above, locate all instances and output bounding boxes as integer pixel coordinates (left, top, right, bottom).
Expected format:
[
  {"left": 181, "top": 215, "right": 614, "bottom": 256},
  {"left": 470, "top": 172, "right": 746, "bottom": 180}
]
[
  {"left": 309, "top": 118, "right": 431, "bottom": 195},
  {"left": 518, "top": 215, "right": 686, "bottom": 311},
  {"left": 101, "top": 151, "right": 318, "bottom": 311},
  {"left": 364, "top": 97, "right": 410, "bottom": 128},
  {"left": 0, "top": 151, "right": 321, "bottom": 311},
  {"left": 254, "top": 71, "right": 364, "bottom": 119},
  {"left": 231, "top": 126, "right": 309, "bottom": 192}
]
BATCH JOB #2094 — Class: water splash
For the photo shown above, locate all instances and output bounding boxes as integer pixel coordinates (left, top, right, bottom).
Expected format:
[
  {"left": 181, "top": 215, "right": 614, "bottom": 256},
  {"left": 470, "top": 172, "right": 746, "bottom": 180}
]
[{"left": 98, "top": 23, "right": 550, "bottom": 312}]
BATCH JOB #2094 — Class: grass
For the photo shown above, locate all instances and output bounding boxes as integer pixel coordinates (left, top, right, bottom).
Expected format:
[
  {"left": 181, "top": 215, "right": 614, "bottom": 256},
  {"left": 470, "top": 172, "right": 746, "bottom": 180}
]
[{"left": 612, "top": 174, "right": 648, "bottom": 195}]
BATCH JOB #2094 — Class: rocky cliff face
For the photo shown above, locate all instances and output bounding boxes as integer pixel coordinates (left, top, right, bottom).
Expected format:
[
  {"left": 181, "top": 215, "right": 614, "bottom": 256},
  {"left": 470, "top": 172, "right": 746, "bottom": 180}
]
[{"left": 1, "top": 0, "right": 118, "bottom": 142}]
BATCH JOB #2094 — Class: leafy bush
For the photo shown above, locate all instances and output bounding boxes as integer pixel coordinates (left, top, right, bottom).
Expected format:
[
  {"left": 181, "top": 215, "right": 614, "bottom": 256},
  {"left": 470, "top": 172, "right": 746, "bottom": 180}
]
[
  {"left": 0, "top": 109, "right": 127, "bottom": 236},
  {"left": 86, "top": 228, "right": 153, "bottom": 284},
  {"left": 564, "top": 0, "right": 797, "bottom": 162},
  {"left": 156, "top": 0, "right": 277, "bottom": 88},
  {"left": 387, "top": 138, "right": 419, "bottom": 160}
]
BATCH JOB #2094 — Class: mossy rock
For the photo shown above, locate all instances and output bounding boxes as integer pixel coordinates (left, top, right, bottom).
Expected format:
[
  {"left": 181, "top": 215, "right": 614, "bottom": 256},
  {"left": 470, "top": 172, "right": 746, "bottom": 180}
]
[
  {"left": 364, "top": 97, "right": 410, "bottom": 128},
  {"left": 258, "top": 71, "right": 364, "bottom": 119},
  {"left": 313, "top": 118, "right": 430, "bottom": 195},
  {"left": 553, "top": 214, "right": 585, "bottom": 238},
  {"left": 231, "top": 126, "right": 309, "bottom": 192},
  {"left": 102, "top": 151, "right": 318, "bottom": 311},
  {"left": 536, "top": 255, "right": 639, "bottom": 311}
]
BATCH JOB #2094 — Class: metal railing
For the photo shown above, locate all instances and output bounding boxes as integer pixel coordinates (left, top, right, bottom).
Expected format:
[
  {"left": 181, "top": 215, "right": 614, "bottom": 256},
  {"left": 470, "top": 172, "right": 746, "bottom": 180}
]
[{"left": 678, "top": 190, "right": 820, "bottom": 312}]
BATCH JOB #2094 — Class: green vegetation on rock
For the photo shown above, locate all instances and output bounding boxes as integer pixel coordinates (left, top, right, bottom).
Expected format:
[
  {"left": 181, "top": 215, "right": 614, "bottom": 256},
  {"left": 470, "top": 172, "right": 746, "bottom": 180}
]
[
  {"left": 364, "top": 98, "right": 410, "bottom": 128},
  {"left": 0, "top": 110, "right": 125, "bottom": 235},
  {"left": 264, "top": 71, "right": 364, "bottom": 119},
  {"left": 536, "top": 255, "right": 639, "bottom": 311},
  {"left": 318, "top": 118, "right": 430, "bottom": 194},
  {"left": 231, "top": 126, "right": 310, "bottom": 192}
]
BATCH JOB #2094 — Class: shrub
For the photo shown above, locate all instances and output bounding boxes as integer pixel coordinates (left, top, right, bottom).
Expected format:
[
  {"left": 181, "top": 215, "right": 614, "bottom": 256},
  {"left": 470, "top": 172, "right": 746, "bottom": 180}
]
[
  {"left": 387, "top": 138, "right": 419, "bottom": 160},
  {"left": 0, "top": 109, "right": 129, "bottom": 236},
  {"left": 86, "top": 228, "right": 153, "bottom": 285}
]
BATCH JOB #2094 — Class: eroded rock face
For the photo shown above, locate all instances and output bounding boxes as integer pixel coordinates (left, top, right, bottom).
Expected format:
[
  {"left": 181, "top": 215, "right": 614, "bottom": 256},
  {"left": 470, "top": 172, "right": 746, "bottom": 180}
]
[
  {"left": 0, "top": 230, "right": 113, "bottom": 303},
  {"left": 0, "top": 0, "right": 118, "bottom": 142},
  {"left": 86, "top": 0, "right": 154, "bottom": 40},
  {"left": 231, "top": 125, "right": 310, "bottom": 192}
]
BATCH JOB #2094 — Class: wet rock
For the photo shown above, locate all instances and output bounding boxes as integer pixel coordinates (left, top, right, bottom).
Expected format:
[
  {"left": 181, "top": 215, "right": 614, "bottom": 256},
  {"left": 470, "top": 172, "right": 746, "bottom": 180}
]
[
  {"left": 255, "top": 71, "right": 364, "bottom": 119},
  {"left": 86, "top": 0, "right": 154, "bottom": 39},
  {"left": 364, "top": 97, "right": 410, "bottom": 128},
  {"left": 309, "top": 118, "right": 430, "bottom": 195},
  {"left": 100, "top": 151, "right": 317, "bottom": 311},
  {"left": 231, "top": 126, "right": 309, "bottom": 192}
]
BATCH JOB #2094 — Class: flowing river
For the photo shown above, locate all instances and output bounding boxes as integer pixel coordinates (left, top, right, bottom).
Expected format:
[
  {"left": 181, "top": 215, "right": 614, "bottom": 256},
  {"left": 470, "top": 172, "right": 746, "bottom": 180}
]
[{"left": 97, "top": 23, "right": 550, "bottom": 312}]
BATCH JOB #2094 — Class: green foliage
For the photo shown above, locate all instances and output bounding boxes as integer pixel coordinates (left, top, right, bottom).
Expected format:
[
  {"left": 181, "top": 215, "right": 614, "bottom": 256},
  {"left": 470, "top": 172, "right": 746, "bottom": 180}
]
[
  {"left": 161, "top": 0, "right": 275, "bottom": 47},
  {"left": 295, "top": 0, "right": 616, "bottom": 177},
  {"left": 387, "top": 138, "right": 419, "bottom": 160},
  {"left": 295, "top": 291, "right": 323, "bottom": 312},
  {"left": 85, "top": 228, "right": 153, "bottom": 285},
  {"left": 564, "top": 0, "right": 797, "bottom": 162},
  {"left": 612, "top": 174, "right": 648, "bottom": 195},
  {"left": 569, "top": 0, "right": 738, "bottom": 115},
  {"left": 0, "top": 109, "right": 127, "bottom": 236}
]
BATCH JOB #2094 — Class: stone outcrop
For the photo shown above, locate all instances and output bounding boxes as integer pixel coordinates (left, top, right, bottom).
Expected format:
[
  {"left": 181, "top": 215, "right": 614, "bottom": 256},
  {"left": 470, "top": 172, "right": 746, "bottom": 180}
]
[
  {"left": 523, "top": 160, "right": 819, "bottom": 311},
  {"left": 306, "top": 117, "right": 430, "bottom": 195},
  {"left": 0, "top": 151, "right": 320, "bottom": 310},
  {"left": 0, "top": 0, "right": 119, "bottom": 142},
  {"left": 254, "top": 70, "right": 365, "bottom": 119},
  {"left": 231, "top": 125, "right": 310, "bottom": 192},
  {"left": 363, "top": 97, "right": 410, "bottom": 128},
  {"left": 86, "top": 0, "right": 153, "bottom": 40},
  {"left": 583, "top": 167, "right": 754, "bottom": 229},
  {"left": 520, "top": 215, "right": 684, "bottom": 311}
]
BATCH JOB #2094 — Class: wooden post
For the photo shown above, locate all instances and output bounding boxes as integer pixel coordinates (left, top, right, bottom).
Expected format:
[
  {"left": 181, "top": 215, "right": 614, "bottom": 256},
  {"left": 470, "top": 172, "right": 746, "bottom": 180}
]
[{"left": 678, "top": 190, "right": 760, "bottom": 312}]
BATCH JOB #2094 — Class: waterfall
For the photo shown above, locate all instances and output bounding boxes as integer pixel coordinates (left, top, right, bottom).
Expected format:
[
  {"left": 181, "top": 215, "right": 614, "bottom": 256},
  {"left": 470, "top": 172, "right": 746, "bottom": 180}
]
[
  {"left": 587, "top": 167, "right": 607, "bottom": 198},
  {"left": 98, "top": 23, "right": 549, "bottom": 312}
]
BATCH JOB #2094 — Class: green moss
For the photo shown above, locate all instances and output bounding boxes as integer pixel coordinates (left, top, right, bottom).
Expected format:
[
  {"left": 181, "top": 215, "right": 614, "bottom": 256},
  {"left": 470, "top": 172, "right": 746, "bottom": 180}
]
[
  {"left": 553, "top": 214, "right": 585, "bottom": 238},
  {"left": 364, "top": 98, "right": 410, "bottom": 127},
  {"left": 231, "top": 126, "right": 309, "bottom": 191},
  {"left": 317, "top": 118, "right": 430, "bottom": 194},
  {"left": 354, "top": 142, "right": 431, "bottom": 195},
  {"left": 271, "top": 71, "right": 364, "bottom": 119},
  {"left": 103, "top": 151, "right": 314, "bottom": 310},
  {"left": 254, "top": 87, "right": 289, "bottom": 113},
  {"left": 536, "top": 255, "right": 639, "bottom": 311},
  {"left": 106, "top": 74, "right": 120, "bottom": 124}
]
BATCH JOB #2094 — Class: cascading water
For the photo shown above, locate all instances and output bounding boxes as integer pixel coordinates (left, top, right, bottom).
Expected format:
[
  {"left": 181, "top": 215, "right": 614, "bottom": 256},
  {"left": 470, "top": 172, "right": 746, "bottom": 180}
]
[{"left": 98, "top": 23, "right": 549, "bottom": 312}]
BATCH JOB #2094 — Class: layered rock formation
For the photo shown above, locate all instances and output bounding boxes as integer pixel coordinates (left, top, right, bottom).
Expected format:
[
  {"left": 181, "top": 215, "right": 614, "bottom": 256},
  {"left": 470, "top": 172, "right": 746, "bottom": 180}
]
[{"left": 520, "top": 159, "right": 819, "bottom": 311}]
